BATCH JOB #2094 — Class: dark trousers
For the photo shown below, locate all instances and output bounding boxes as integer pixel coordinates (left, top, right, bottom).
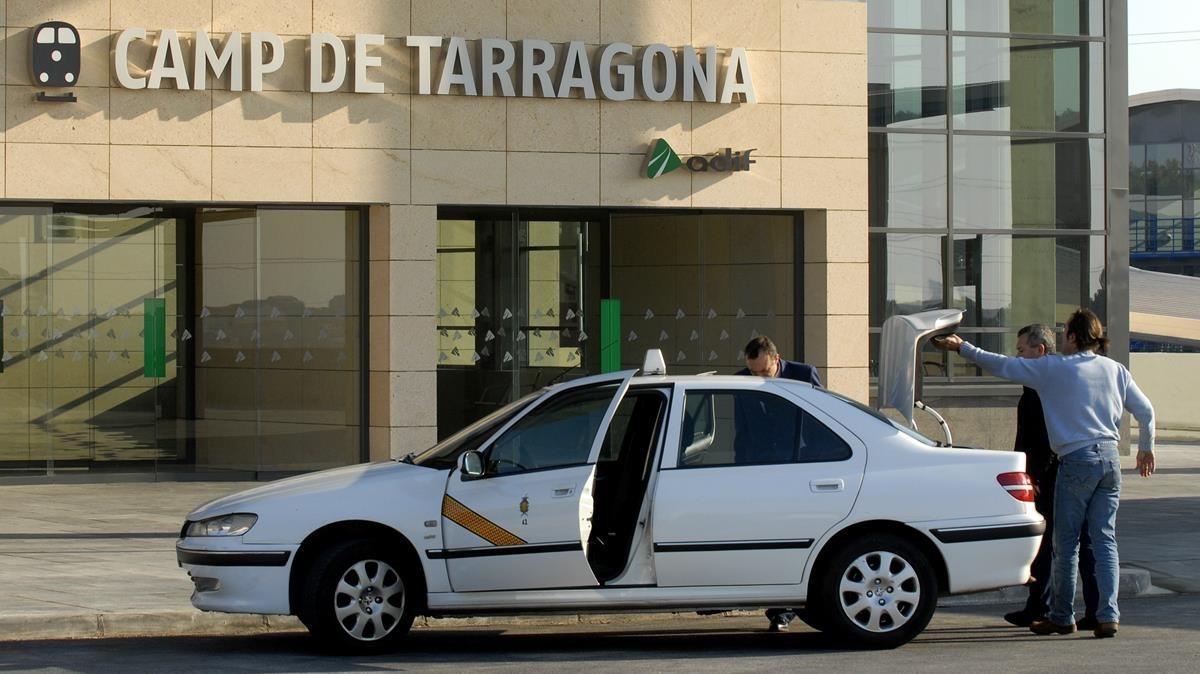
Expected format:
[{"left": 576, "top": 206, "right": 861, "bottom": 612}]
[{"left": 1025, "top": 463, "right": 1099, "bottom": 618}]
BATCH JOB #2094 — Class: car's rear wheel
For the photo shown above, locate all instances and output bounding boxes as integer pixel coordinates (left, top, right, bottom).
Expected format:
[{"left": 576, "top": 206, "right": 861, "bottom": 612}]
[
  {"left": 815, "top": 534, "right": 936, "bottom": 649},
  {"left": 301, "top": 539, "right": 416, "bottom": 653}
]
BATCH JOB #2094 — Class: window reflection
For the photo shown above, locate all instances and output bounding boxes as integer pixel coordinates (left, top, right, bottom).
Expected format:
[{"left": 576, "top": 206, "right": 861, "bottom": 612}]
[
  {"left": 952, "top": 234, "right": 1105, "bottom": 329},
  {"left": 869, "top": 33, "right": 947, "bottom": 129},
  {"left": 869, "top": 233, "right": 945, "bottom": 327},
  {"left": 952, "top": 38, "right": 1102, "bottom": 133},
  {"left": 868, "top": 0, "right": 945, "bottom": 30},
  {"left": 953, "top": 136, "right": 1103, "bottom": 229},
  {"left": 869, "top": 133, "right": 947, "bottom": 228},
  {"left": 951, "top": 0, "right": 1103, "bottom": 36}
]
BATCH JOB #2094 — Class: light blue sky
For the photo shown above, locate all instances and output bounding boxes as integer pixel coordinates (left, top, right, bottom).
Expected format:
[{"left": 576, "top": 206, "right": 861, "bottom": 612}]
[{"left": 1129, "top": 0, "right": 1200, "bottom": 94}]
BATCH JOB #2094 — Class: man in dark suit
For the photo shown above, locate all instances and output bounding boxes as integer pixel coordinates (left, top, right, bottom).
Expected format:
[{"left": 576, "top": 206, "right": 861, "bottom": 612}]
[
  {"left": 737, "top": 335, "right": 822, "bottom": 386},
  {"left": 1004, "top": 324, "right": 1099, "bottom": 629},
  {"left": 736, "top": 336, "right": 820, "bottom": 632}
]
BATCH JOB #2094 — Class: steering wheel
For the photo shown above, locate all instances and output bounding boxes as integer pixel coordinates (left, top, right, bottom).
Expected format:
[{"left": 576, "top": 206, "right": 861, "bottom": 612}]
[{"left": 492, "top": 457, "right": 529, "bottom": 472}]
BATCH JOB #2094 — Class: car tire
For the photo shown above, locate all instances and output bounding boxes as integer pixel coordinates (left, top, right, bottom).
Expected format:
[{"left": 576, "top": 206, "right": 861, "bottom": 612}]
[
  {"left": 301, "top": 538, "right": 417, "bottom": 654},
  {"left": 815, "top": 534, "right": 936, "bottom": 649}
]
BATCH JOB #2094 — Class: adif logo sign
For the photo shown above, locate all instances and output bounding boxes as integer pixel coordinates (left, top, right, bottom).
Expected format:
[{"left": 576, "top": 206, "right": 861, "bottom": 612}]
[
  {"left": 30, "top": 21, "right": 80, "bottom": 102},
  {"left": 644, "top": 139, "right": 756, "bottom": 179}
]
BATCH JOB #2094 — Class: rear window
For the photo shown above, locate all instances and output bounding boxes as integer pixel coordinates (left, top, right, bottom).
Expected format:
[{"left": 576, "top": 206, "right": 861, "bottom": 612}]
[{"left": 822, "top": 390, "right": 940, "bottom": 447}]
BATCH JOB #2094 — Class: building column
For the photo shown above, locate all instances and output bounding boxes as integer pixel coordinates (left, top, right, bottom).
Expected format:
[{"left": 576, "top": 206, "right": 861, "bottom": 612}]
[
  {"left": 803, "top": 210, "right": 870, "bottom": 403},
  {"left": 367, "top": 204, "right": 439, "bottom": 461}
]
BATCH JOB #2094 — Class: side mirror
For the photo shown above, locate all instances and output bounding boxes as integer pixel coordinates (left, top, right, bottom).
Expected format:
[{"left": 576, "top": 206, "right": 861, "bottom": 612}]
[{"left": 460, "top": 450, "right": 485, "bottom": 479}]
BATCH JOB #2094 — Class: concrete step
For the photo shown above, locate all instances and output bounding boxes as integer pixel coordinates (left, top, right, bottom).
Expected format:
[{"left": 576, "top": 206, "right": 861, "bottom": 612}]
[{"left": 0, "top": 567, "right": 1164, "bottom": 642}]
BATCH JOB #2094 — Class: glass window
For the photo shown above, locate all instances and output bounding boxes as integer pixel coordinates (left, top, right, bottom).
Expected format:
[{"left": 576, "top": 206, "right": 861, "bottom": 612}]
[
  {"left": 868, "top": 233, "right": 945, "bottom": 327},
  {"left": 486, "top": 386, "right": 614, "bottom": 475},
  {"left": 952, "top": 136, "right": 1104, "bottom": 229},
  {"left": 412, "top": 390, "right": 543, "bottom": 470},
  {"left": 1146, "top": 143, "right": 1184, "bottom": 198},
  {"left": 1130, "top": 144, "right": 1147, "bottom": 199},
  {"left": 869, "top": 34, "right": 947, "bottom": 129},
  {"left": 1184, "top": 143, "right": 1200, "bottom": 170},
  {"left": 952, "top": 38, "right": 1103, "bottom": 133},
  {"left": 869, "top": 132, "right": 947, "bottom": 228},
  {"left": 951, "top": 0, "right": 1103, "bottom": 36},
  {"left": 598, "top": 390, "right": 667, "bottom": 463},
  {"left": 193, "top": 208, "right": 363, "bottom": 475},
  {"left": 868, "top": 0, "right": 945, "bottom": 30},
  {"left": 950, "top": 234, "right": 1105, "bottom": 330},
  {"left": 678, "top": 390, "right": 850, "bottom": 467}
]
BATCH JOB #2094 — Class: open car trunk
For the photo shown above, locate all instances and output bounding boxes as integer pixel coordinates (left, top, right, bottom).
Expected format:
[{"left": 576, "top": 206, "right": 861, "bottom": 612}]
[{"left": 876, "top": 309, "right": 964, "bottom": 445}]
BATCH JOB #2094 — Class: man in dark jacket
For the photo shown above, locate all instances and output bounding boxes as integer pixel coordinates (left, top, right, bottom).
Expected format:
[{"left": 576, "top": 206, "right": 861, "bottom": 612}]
[
  {"left": 737, "top": 335, "right": 822, "bottom": 386},
  {"left": 736, "top": 336, "right": 820, "bottom": 632},
  {"left": 1004, "top": 324, "right": 1099, "bottom": 629}
]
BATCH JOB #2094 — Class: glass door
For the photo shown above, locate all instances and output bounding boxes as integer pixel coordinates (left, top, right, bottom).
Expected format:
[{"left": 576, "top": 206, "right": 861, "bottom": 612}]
[
  {"left": 0, "top": 207, "right": 53, "bottom": 475},
  {"left": 0, "top": 207, "right": 179, "bottom": 477},
  {"left": 436, "top": 213, "right": 596, "bottom": 440}
]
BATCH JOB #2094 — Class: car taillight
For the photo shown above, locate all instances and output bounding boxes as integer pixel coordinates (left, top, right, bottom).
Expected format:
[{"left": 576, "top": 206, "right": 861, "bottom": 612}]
[{"left": 997, "top": 472, "right": 1035, "bottom": 502}]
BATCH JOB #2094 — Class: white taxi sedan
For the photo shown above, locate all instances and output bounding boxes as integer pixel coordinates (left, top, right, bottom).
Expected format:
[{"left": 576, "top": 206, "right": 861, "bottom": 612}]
[{"left": 177, "top": 350, "right": 1043, "bottom": 652}]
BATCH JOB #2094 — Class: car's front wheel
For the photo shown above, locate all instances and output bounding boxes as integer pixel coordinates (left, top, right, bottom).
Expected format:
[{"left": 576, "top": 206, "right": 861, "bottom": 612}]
[
  {"left": 301, "top": 539, "right": 417, "bottom": 653},
  {"left": 815, "top": 534, "right": 936, "bottom": 649}
]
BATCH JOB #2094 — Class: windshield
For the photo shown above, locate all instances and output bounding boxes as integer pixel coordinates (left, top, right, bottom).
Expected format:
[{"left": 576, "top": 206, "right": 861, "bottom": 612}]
[
  {"left": 407, "top": 391, "right": 545, "bottom": 469},
  {"left": 822, "top": 390, "right": 940, "bottom": 447}
]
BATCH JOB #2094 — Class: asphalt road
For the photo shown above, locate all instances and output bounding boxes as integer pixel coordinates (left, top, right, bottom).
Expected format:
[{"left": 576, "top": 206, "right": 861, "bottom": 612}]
[{"left": 2, "top": 594, "right": 1198, "bottom": 673}]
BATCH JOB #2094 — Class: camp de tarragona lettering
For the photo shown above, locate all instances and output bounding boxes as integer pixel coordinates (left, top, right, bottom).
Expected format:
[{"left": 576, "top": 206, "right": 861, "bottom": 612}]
[{"left": 111, "top": 30, "right": 757, "bottom": 103}]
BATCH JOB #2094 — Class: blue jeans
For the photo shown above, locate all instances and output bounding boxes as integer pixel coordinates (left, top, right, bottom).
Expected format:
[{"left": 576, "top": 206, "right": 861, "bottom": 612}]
[{"left": 1049, "top": 443, "right": 1122, "bottom": 625}]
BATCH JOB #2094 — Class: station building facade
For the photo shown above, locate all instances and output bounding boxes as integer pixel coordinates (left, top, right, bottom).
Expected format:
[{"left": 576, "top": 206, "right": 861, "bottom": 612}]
[{"left": 0, "top": 0, "right": 1127, "bottom": 481}]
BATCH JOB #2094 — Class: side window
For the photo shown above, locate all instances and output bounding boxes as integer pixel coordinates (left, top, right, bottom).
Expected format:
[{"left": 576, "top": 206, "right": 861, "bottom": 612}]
[
  {"left": 486, "top": 386, "right": 614, "bottom": 476},
  {"left": 678, "top": 390, "right": 851, "bottom": 466}
]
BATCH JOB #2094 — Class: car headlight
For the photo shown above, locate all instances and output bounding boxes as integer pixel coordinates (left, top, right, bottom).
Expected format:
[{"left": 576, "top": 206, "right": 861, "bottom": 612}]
[{"left": 185, "top": 513, "right": 258, "bottom": 537}]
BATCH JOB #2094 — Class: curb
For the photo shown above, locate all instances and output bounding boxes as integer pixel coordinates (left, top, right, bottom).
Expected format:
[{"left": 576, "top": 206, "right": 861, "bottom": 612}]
[
  {"left": 0, "top": 567, "right": 1164, "bottom": 642},
  {"left": 0, "top": 611, "right": 304, "bottom": 642},
  {"left": 939, "top": 566, "right": 1155, "bottom": 607}
]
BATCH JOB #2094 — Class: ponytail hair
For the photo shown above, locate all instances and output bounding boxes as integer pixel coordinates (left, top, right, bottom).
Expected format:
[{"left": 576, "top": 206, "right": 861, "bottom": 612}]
[{"left": 1065, "top": 308, "right": 1109, "bottom": 354}]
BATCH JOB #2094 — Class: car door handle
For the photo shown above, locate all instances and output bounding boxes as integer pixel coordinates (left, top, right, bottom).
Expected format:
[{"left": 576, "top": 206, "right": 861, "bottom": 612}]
[
  {"left": 810, "top": 479, "right": 844, "bottom": 493},
  {"left": 552, "top": 485, "right": 576, "bottom": 498}
]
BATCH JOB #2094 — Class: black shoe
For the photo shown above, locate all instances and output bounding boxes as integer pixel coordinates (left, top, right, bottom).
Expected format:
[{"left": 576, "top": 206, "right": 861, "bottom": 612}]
[
  {"left": 1004, "top": 610, "right": 1039, "bottom": 627},
  {"left": 1094, "top": 621, "right": 1118, "bottom": 638},
  {"left": 1076, "top": 615, "right": 1099, "bottom": 631}
]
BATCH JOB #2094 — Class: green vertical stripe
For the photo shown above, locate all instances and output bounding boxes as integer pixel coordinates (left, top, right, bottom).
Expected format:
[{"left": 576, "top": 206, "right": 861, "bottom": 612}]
[
  {"left": 600, "top": 298, "right": 620, "bottom": 373},
  {"left": 144, "top": 298, "right": 165, "bottom": 378}
]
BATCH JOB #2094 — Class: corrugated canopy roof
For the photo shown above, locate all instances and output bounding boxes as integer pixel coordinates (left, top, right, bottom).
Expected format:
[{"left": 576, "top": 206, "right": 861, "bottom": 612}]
[
  {"left": 1131, "top": 267, "right": 1200, "bottom": 320},
  {"left": 1130, "top": 267, "right": 1200, "bottom": 346}
]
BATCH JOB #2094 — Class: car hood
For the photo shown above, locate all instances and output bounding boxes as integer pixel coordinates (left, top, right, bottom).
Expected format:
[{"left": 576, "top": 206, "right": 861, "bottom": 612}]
[{"left": 187, "top": 460, "right": 432, "bottom": 520}]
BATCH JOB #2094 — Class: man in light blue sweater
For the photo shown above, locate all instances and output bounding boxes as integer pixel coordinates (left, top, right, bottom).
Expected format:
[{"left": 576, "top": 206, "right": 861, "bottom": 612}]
[{"left": 933, "top": 309, "right": 1155, "bottom": 639}]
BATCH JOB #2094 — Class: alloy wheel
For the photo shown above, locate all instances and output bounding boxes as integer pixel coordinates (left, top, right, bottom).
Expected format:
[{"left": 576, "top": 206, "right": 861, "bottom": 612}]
[
  {"left": 332, "top": 558, "right": 406, "bottom": 641},
  {"left": 837, "top": 550, "right": 921, "bottom": 633}
]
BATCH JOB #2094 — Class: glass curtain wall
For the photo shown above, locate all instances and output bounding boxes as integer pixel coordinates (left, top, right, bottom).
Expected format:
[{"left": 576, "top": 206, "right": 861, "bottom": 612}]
[
  {"left": 435, "top": 210, "right": 798, "bottom": 439},
  {"left": 0, "top": 205, "right": 364, "bottom": 480},
  {"left": 867, "top": 0, "right": 1108, "bottom": 381}
]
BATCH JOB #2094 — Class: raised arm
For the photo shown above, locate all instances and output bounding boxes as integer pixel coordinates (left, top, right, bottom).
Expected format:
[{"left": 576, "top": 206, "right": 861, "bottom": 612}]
[{"left": 954, "top": 341, "right": 1046, "bottom": 388}]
